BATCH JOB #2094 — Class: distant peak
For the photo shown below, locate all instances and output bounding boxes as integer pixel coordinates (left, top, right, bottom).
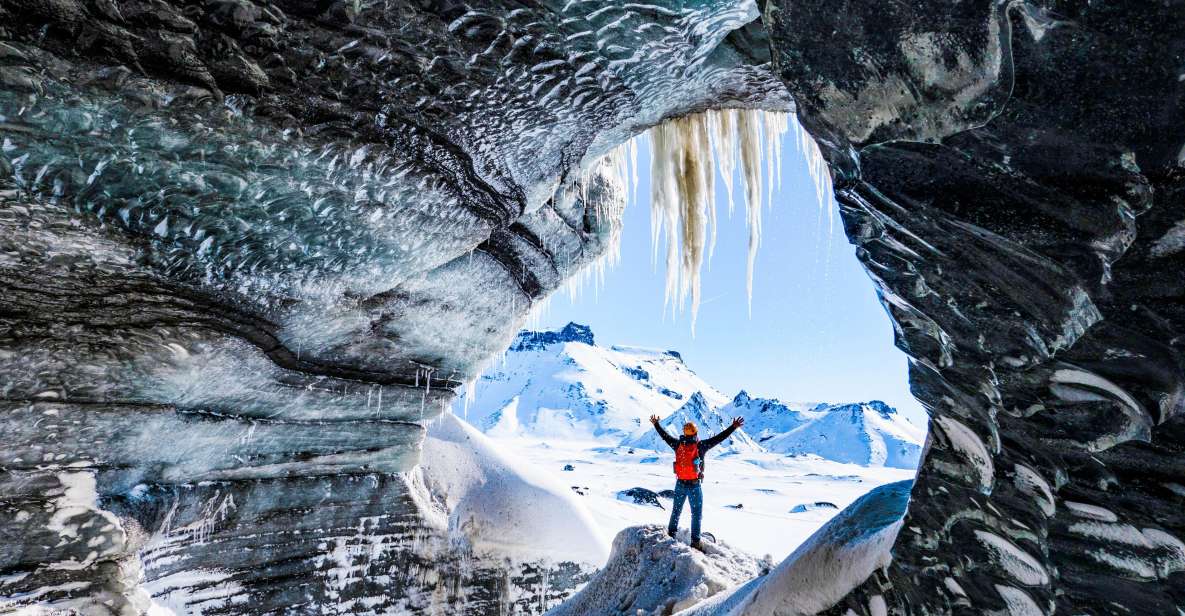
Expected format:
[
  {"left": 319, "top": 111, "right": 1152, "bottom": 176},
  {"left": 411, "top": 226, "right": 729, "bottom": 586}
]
[
  {"left": 732, "top": 390, "right": 751, "bottom": 404},
  {"left": 510, "top": 322, "right": 594, "bottom": 351}
]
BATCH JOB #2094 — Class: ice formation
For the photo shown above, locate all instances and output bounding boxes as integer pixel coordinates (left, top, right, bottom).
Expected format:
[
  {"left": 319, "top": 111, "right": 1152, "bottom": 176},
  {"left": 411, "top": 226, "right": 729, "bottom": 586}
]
[
  {"left": 647, "top": 110, "right": 791, "bottom": 327},
  {"left": 642, "top": 108, "right": 836, "bottom": 325},
  {"left": 673, "top": 480, "right": 912, "bottom": 616},
  {"left": 5, "top": 0, "right": 1185, "bottom": 614},
  {"left": 560, "top": 107, "right": 833, "bottom": 329}
]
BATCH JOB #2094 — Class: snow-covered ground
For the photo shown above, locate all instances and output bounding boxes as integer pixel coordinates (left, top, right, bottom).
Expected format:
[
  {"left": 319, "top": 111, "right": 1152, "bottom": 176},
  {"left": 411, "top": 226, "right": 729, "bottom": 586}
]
[{"left": 481, "top": 436, "right": 915, "bottom": 562}]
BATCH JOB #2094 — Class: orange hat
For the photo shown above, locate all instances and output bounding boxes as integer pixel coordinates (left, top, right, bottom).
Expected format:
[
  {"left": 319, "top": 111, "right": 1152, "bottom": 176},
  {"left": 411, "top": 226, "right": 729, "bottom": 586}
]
[{"left": 682, "top": 422, "right": 697, "bottom": 435}]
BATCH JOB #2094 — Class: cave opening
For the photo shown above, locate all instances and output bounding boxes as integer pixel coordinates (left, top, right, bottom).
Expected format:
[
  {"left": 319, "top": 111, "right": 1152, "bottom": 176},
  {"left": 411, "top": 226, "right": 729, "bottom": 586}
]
[{"left": 439, "top": 109, "right": 927, "bottom": 598}]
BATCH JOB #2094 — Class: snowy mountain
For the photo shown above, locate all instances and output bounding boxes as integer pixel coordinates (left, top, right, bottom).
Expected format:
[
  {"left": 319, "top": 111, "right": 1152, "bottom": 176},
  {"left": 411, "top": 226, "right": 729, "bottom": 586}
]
[
  {"left": 457, "top": 322, "right": 729, "bottom": 442},
  {"left": 456, "top": 323, "right": 925, "bottom": 468},
  {"left": 721, "top": 393, "right": 925, "bottom": 468},
  {"left": 622, "top": 392, "right": 762, "bottom": 454}
]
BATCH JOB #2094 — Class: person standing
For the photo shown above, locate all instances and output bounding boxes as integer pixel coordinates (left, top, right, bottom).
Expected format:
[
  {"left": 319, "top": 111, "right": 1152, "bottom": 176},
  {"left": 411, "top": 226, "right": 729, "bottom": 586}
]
[{"left": 649, "top": 414, "right": 745, "bottom": 550}]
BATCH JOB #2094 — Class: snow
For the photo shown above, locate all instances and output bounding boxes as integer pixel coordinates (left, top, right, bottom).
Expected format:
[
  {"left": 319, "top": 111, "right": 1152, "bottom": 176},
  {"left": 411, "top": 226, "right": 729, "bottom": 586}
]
[
  {"left": 480, "top": 437, "right": 915, "bottom": 562},
  {"left": 545, "top": 526, "right": 766, "bottom": 616},
  {"left": 418, "top": 412, "right": 609, "bottom": 565},
  {"left": 1063, "top": 500, "right": 1118, "bottom": 522},
  {"left": 993, "top": 585, "right": 1044, "bottom": 616},
  {"left": 973, "top": 530, "right": 1049, "bottom": 586},
  {"left": 623, "top": 392, "right": 762, "bottom": 454},
  {"left": 933, "top": 415, "right": 993, "bottom": 491},
  {"left": 1012, "top": 463, "right": 1055, "bottom": 517}
]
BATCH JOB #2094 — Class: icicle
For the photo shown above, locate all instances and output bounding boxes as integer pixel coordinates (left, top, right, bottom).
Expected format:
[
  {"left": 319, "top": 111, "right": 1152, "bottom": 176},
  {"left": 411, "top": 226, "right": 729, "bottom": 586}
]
[
  {"left": 559, "top": 109, "right": 829, "bottom": 331},
  {"left": 763, "top": 111, "right": 789, "bottom": 208},
  {"left": 737, "top": 110, "right": 764, "bottom": 316},
  {"left": 648, "top": 114, "right": 714, "bottom": 332},
  {"left": 710, "top": 109, "right": 738, "bottom": 219},
  {"left": 792, "top": 112, "right": 833, "bottom": 216}
]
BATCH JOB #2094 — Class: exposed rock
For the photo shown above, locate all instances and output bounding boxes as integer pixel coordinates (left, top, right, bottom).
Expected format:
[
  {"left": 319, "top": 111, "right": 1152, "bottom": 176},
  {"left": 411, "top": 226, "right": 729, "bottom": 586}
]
[
  {"left": 768, "top": 0, "right": 1185, "bottom": 612},
  {"left": 510, "top": 322, "right": 595, "bottom": 351},
  {"left": 0, "top": 0, "right": 788, "bottom": 613},
  {"left": 546, "top": 525, "right": 765, "bottom": 616},
  {"left": 790, "top": 502, "right": 839, "bottom": 514},
  {"left": 616, "top": 488, "right": 665, "bottom": 509}
]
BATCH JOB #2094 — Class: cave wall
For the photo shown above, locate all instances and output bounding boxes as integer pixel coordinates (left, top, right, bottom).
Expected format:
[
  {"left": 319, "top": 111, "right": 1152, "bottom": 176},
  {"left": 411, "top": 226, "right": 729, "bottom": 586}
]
[
  {"left": 3, "top": 0, "right": 1184, "bottom": 614},
  {"left": 0, "top": 0, "right": 786, "bottom": 613},
  {"left": 766, "top": 0, "right": 1185, "bottom": 613}
]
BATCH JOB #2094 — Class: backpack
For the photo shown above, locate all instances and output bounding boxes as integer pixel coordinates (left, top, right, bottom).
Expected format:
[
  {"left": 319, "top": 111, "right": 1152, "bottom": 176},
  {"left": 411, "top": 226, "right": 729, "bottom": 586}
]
[{"left": 674, "top": 441, "right": 702, "bottom": 480}]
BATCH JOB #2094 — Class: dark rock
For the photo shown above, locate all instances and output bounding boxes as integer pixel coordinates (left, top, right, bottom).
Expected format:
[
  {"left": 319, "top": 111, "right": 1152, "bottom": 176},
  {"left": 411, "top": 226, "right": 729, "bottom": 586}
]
[
  {"left": 790, "top": 502, "right": 838, "bottom": 513},
  {"left": 616, "top": 488, "right": 664, "bottom": 509},
  {"left": 657, "top": 387, "right": 684, "bottom": 400},
  {"left": 768, "top": 0, "right": 1185, "bottom": 612},
  {"left": 562, "top": 464, "right": 575, "bottom": 472},
  {"left": 622, "top": 365, "right": 650, "bottom": 381},
  {"left": 511, "top": 323, "right": 595, "bottom": 351}
]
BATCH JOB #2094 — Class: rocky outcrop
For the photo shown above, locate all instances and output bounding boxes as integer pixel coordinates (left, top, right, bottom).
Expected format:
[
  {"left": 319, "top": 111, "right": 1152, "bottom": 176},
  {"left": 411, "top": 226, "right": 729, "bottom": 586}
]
[
  {"left": 546, "top": 525, "right": 767, "bottom": 616},
  {"left": 767, "top": 0, "right": 1185, "bottom": 613},
  {"left": 509, "top": 322, "right": 595, "bottom": 352}
]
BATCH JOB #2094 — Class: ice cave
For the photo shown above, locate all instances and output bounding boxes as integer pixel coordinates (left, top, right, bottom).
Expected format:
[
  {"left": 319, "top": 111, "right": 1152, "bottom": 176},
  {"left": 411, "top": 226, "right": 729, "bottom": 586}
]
[{"left": 2, "top": 0, "right": 1184, "bottom": 615}]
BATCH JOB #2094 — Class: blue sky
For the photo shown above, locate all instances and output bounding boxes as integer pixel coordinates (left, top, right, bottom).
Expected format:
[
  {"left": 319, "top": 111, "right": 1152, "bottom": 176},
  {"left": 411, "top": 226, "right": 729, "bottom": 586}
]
[{"left": 537, "top": 136, "right": 927, "bottom": 425}]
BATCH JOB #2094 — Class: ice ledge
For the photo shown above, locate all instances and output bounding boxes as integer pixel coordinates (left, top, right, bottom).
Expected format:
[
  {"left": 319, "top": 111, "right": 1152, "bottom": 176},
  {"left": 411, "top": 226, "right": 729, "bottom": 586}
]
[{"left": 680, "top": 480, "right": 913, "bottom": 616}]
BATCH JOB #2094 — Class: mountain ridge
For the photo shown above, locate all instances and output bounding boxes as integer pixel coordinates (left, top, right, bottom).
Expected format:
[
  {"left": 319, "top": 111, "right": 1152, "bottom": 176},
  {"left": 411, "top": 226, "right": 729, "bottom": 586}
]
[{"left": 456, "top": 322, "right": 924, "bottom": 468}]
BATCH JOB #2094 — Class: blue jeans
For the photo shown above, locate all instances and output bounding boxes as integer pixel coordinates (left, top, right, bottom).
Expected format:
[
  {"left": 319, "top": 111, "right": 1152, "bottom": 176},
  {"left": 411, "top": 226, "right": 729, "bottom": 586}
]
[{"left": 667, "top": 479, "right": 703, "bottom": 542}]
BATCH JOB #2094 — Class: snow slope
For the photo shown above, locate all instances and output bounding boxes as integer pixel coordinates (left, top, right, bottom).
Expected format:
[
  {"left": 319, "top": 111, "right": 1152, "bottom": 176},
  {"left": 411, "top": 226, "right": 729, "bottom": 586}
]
[
  {"left": 417, "top": 412, "right": 609, "bottom": 565},
  {"left": 545, "top": 526, "right": 767, "bottom": 616},
  {"left": 458, "top": 323, "right": 729, "bottom": 442}
]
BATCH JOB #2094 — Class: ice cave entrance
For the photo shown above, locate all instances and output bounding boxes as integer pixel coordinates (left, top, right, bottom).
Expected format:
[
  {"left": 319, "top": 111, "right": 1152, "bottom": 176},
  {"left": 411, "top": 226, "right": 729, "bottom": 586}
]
[{"left": 447, "top": 110, "right": 926, "bottom": 565}]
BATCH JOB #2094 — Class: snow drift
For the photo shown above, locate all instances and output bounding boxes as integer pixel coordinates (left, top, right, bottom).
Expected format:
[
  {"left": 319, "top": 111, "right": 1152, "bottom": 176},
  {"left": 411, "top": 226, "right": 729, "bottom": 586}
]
[
  {"left": 546, "top": 525, "right": 767, "bottom": 616},
  {"left": 418, "top": 412, "right": 610, "bottom": 565}
]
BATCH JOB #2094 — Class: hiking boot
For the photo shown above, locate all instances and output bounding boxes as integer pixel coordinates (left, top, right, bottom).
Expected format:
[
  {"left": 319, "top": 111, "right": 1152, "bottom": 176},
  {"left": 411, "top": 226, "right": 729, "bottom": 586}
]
[{"left": 690, "top": 540, "right": 705, "bottom": 552}]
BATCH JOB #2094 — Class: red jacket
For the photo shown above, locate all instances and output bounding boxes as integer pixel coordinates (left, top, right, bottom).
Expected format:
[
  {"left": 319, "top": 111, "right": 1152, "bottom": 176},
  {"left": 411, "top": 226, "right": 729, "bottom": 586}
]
[{"left": 653, "top": 423, "right": 739, "bottom": 481}]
